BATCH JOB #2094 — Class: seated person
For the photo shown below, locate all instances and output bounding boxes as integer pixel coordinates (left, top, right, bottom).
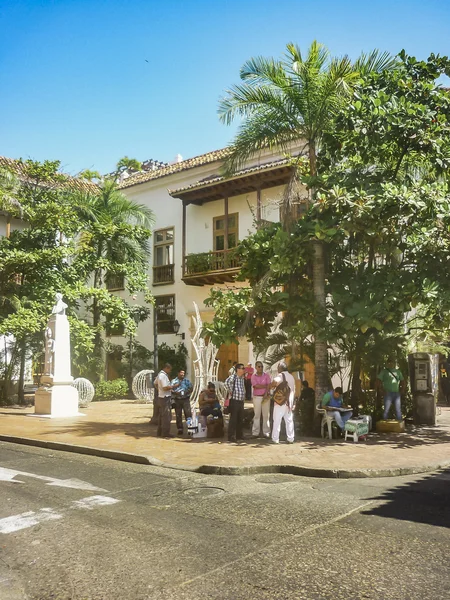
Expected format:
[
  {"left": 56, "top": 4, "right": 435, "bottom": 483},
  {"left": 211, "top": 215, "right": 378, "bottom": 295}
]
[
  {"left": 198, "top": 382, "right": 222, "bottom": 424},
  {"left": 321, "top": 387, "right": 353, "bottom": 432}
]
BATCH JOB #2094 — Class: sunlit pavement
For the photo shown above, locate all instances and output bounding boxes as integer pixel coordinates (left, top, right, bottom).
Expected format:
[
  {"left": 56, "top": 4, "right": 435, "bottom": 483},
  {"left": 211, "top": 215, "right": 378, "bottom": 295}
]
[{"left": 1, "top": 402, "right": 450, "bottom": 477}]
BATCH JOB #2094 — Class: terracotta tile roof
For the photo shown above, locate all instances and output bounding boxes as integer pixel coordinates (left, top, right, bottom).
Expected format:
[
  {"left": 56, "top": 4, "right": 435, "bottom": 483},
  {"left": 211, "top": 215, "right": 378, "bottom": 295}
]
[
  {"left": 118, "top": 148, "right": 231, "bottom": 189},
  {"left": 168, "top": 157, "right": 290, "bottom": 196},
  {"left": 0, "top": 156, "right": 98, "bottom": 193}
]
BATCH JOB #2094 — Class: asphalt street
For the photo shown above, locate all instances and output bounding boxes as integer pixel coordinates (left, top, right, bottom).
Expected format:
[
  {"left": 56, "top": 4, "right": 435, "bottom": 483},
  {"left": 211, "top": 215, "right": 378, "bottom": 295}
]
[{"left": 0, "top": 441, "right": 449, "bottom": 600}]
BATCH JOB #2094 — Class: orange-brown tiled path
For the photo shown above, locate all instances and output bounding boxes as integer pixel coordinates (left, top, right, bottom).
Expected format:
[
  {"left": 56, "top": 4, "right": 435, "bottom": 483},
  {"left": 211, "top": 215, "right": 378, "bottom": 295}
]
[{"left": 2, "top": 401, "right": 450, "bottom": 477}]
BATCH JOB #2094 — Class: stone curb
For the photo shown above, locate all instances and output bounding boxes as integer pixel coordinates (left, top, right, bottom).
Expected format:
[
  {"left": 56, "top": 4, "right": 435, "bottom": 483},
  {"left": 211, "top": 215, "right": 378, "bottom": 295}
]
[{"left": 1, "top": 434, "right": 450, "bottom": 479}]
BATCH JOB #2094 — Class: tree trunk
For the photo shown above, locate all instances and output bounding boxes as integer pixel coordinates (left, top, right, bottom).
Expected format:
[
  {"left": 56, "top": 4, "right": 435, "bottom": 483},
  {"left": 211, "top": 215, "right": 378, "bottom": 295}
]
[
  {"left": 17, "top": 339, "right": 26, "bottom": 405},
  {"left": 351, "top": 354, "right": 362, "bottom": 415},
  {"left": 313, "top": 240, "right": 329, "bottom": 403},
  {"left": 309, "top": 139, "right": 330, "bottom": 411}
]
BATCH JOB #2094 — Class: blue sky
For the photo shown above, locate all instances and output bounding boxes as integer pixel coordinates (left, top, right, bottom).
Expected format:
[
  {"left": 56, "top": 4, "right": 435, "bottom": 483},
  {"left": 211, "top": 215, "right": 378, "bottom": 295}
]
[{"left": 1, "top": 0, "right": 449, "bottom": 176}]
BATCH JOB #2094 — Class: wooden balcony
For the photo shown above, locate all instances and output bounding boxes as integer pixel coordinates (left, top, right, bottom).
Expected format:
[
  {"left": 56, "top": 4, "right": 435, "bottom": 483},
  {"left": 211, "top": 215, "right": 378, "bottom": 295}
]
[
  {"left": 182, "top": 249, "right": 242, "bottom": 286},
  {"left": 153, "top": 264, "right": 175, "bottom": 286}
]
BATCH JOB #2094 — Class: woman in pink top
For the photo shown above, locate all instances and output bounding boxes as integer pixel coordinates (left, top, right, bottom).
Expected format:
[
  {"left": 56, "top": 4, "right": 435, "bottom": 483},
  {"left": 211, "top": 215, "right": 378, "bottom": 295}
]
[{"left": 250, "top": 361, "right": 271, "bottom": 437}]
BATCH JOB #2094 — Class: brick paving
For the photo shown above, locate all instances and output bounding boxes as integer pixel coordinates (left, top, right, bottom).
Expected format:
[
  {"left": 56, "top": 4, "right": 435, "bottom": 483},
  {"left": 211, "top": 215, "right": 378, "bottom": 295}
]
[{"left": 1, "top": 401, "right": 450, "bottom": 477}]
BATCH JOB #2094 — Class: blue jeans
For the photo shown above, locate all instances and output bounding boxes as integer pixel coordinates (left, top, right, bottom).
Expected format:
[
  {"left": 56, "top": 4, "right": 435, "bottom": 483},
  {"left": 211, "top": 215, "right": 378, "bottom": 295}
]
[
  {"left": 329, "top": 410, "right": 353, "bottom": 429},
  {"left": 383, "top": 392, "right": 402, "bottom": 421}
]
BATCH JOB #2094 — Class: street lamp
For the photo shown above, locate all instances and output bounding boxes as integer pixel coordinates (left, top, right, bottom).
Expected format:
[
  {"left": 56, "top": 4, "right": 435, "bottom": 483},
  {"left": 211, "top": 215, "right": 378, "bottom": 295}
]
[{"left": 172, "top": 319, "right": 185, "bottom": 340}]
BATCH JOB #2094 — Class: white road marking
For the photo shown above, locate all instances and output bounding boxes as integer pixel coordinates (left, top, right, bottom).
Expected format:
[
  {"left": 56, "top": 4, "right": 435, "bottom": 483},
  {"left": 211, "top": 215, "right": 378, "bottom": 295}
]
[
  {"left": 71, "top": 495, "right": 120, "bottom": 510},
  {"left": 0, "top": 466, "right": 107, "bottom": 492},
  {"left": 0, "top": 495, "right": 121, "bottom": 534},
  {"left": 0, "top": 508, "right": 62, "bottom": 534}
]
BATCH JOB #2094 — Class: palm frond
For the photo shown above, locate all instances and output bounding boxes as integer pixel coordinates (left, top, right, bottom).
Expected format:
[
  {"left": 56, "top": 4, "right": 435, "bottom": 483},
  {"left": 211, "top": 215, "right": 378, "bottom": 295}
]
[
  {"left": 218, "top": 82, "right": 285, "bottom": 125},
  {"left": 240, "top": 55, "right": 287, "bottom": 86},
  {"left": 354, "top": 49, "right": 399, "bottom": 75}
]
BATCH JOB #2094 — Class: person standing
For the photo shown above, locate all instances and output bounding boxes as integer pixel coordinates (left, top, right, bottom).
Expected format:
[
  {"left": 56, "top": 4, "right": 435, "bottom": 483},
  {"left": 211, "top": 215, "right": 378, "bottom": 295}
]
[
  {"left": 228, "top": 361, "right": 237, "bottom": 377},
  {"left": 171, "top": 369, "right": 193, "bottom": 435},
  {"left": 225, "top": 363, "right": 246, "bottom": 442},
  {"left": 251, "top": 361, "right": 271, "bottom": 438},
  {"left": 270, "top": 362, "right": 296, "bottom": 444},
  {"left": 244, "top": 363, "right": 254, "bottom": 401},
  {"left": 440, "top": 363, "right": 450, "bottom": 405},
  {"left": 156, "top": 363, "right": 178, "bottom": 438},
  {"left": 297, "top": 380, "right": 315, "bottom": 436},
  {"left": 377, "top": 360, "right": 405, "bottom": 421}
]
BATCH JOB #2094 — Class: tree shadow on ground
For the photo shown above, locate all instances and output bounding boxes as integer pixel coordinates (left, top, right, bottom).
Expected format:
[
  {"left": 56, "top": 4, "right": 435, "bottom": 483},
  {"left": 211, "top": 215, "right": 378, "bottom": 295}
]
[{"left": 361, "top": 468, "right": 450, "bottom": 528}]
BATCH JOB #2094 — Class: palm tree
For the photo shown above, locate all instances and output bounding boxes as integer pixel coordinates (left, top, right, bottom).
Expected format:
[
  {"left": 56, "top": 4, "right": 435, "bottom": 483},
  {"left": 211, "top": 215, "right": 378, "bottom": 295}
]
[
  {"left": 114, "top": 156, "right": 142, "bottom": 181},
  {"left": 77, "top": 169, "right": 102, "bottom": 182},
  {"left": 219, "top": 41, "right": 397, "bottom": 403},
  {"left": 73, "top": 179, "right": 154, "bottom": 372}
]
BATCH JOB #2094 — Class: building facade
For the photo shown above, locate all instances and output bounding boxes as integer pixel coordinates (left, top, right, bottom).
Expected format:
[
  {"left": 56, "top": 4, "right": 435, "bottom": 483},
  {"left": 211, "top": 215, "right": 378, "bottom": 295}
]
[{"left": 117, "top": 144, "right": 311, "bottom": 381}]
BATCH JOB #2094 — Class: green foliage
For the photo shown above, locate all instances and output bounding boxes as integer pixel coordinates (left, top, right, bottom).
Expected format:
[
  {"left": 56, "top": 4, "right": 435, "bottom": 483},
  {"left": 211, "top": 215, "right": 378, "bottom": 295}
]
[
  {"left": 219, "top": 41, "right": 398, "bottom": 175},
  {"left": 217, "top": 41, "right": 398, "bottom": 398},
  {"left": 114, "top": 156, "right": 142, "bottom": 179},
  {"left": 0, "top": 159, "right": 155, "bottom": 401},
  {"left": 106, "top": 340, "right": 153, "bottom": 380},
  {"left": 158, "top": 342, "right": 188, "bottom": 375},
  {"left": 94, "top": 378, "right": 128, "bottom": 401},
  {"left": 208, "top": 49, "right": 450, "bottom": 405},
  {"left": 185, "top": 252, "right": 214, "bottom": 274},
  {"left": 78, "top": 169, "right": 102, "bottom": 182}
]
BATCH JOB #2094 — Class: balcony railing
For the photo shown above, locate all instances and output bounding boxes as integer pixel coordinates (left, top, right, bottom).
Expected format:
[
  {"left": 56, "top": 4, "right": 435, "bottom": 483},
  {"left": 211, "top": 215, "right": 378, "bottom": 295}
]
[
  {"left": 153, "top": 264, "right": 175, "bottom": 285},
  {"left": 182, "top": 249, "right": 242, "bottom": 285}
]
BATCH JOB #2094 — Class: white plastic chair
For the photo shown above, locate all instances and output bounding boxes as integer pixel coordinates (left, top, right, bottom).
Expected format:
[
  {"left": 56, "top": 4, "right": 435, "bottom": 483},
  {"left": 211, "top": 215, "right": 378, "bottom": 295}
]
[{"left": 316, "top": 403, "right": 337, "bottom": 439}]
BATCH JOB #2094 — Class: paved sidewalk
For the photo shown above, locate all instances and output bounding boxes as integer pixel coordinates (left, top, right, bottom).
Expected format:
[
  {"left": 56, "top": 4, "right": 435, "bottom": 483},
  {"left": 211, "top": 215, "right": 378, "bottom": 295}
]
[{"left": 1, "top": 401, "right": 450, "bottom": 478}]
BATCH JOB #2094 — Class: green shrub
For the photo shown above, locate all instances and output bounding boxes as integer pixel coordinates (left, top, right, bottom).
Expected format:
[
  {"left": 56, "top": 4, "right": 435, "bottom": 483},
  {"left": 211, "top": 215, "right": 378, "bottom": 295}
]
[{"left": 94, "top": 378, "right": 128, "bottom": 401}]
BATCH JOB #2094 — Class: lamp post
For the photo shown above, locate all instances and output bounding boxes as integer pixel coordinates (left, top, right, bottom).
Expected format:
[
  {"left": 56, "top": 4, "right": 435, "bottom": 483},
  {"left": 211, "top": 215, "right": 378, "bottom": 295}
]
[
  {"left": 129, "top": 311, "right": 140, "bottom": 390},
  {"left": 153, "top": 307, "right": 158, "bottom": 374}
]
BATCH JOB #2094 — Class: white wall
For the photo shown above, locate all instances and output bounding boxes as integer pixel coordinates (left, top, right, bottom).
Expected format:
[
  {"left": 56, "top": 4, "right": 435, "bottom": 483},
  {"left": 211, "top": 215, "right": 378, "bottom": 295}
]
[{"left": 0, "top": 215, "right": 27, "bottom": 238}]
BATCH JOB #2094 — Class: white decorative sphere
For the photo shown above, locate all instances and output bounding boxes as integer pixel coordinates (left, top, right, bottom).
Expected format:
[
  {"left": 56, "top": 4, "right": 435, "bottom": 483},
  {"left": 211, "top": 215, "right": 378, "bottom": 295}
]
[
  {"left": 132, "top": 370, "right": 154, "bottom": 403},
  {"left": 72, "top": 378, "right": 95, "bottom": 407}
]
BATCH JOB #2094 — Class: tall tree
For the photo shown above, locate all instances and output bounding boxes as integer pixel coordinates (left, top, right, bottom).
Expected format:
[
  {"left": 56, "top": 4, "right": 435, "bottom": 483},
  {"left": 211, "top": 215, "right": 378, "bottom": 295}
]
[
  {"left": 316, "top": 51, "right": 450, "bottom": 403},
  {"left": 0, "top": 160, "right": 84, "bottom": 403},
  {"left": 72, "top": 178, "right": 154, "bottom": 379},
  {"left": 218, "top": 41, "right": 397, "bottom": 400}
]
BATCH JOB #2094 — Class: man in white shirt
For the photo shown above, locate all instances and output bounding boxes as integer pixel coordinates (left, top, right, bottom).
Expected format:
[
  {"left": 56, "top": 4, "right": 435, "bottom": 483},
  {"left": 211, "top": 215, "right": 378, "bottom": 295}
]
[
  {"left": 270, "top": 361, "right": 296, "bottom": 444},
  {"left": 156, "top": 363, "right": 178, "bottom": 438}
]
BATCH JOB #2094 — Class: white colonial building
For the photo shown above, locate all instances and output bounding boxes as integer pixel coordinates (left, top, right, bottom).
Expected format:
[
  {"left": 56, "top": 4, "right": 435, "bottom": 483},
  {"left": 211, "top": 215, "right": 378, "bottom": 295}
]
[{"left": 116, "top": 143, "right": 312, "bottom": 381}]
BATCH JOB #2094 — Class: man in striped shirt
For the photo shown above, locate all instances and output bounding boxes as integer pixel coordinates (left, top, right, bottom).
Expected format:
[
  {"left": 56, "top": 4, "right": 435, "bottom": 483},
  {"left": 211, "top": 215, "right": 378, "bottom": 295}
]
[{"left": 225, "top": 363, "right": 246, "bottom": 442}]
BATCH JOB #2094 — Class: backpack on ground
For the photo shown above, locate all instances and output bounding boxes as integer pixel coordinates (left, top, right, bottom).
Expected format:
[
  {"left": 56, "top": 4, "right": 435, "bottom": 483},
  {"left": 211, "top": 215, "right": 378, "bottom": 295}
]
[{"left": 273, "top": 373, "right": 290, "bottom": 406}]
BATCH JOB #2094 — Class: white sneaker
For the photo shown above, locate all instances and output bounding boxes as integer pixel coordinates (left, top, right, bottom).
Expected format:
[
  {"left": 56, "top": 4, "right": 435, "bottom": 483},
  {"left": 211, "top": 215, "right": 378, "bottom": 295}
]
[
  {"left": 287, "top": 440, "right": 294, "bottom": 444},
  {"left": 272, "top": 439, "right": 279, "bottom": 444}
]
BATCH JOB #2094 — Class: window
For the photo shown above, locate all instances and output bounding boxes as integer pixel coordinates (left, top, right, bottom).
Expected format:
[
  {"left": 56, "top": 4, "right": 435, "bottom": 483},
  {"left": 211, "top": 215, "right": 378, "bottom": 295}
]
[
  {"left": 154, "top": 228, "right": 174, "bottom": 267},
  {"left": 155, "top": 295, "right": 175, "bottom": 334},
  {"left": 153, "top": 228, "right": 175, "bottom": 285},
  {"left": 106, "top": 273, "right": 125, "bottom": 291},
  {"left": 213, "top": 213, "right": 238, "bottom": 251},
  {"left": 291, "top": 201, "right": 309, "bottom": 219}
]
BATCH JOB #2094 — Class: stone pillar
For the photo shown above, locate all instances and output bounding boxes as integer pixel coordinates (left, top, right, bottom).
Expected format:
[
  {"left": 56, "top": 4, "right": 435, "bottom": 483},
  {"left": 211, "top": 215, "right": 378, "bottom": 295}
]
[{"left": 34, "top": 295, "right": 80, "bottom": 418}]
